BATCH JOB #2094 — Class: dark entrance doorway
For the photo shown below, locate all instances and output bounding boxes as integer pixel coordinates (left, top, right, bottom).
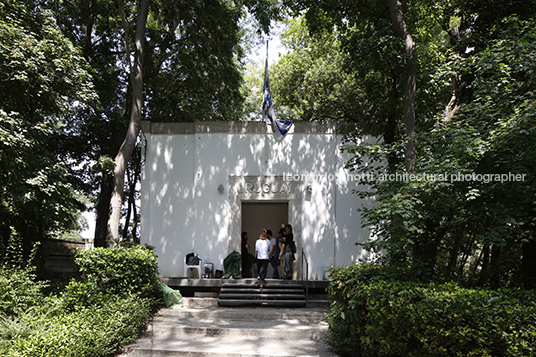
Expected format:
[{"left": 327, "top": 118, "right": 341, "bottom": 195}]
[{"left": 241, "top": 201, "right": 288, "bottom": 277}]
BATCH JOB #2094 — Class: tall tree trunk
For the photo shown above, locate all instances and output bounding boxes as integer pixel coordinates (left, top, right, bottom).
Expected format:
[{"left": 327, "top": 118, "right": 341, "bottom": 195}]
[
  {"left": 108, "top": 0, "right": 150, "bottom": 245},
  {"left": 479, "top": 245, "right": 490, "bottom": 285},
  {"left": 121, "top": 168, "right": 133, "bottom": 239},
  {"left": 94, "top": 171, "right": 113, "bottom": 247},
  {"left": 489, "top": 244, "right": 502, "bottom": 289},
  {"left": 461, "top": 225, "right": 479, "bottom": 276},
  {"left": 122, "top": 158, "right": 139, "bottom": 239},
  {"left": 385, "top": 73, "right": 399, "bottom": 170},
  {"left": 522, "top": 238, "right": 536, "bottom": 289},
  {"left": 412, "top": 219, "right": 444, "bottom": 279},
  {"left": 388, "top": 0, "right": 416, "bottom": 173},
  {"left": 446, "top": 229, "right": 463, "bottom": 277}
]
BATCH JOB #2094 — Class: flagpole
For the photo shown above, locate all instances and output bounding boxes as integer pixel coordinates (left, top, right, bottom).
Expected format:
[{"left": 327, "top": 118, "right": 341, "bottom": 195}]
[
  {"left": 264, "top": 40, "right": 269, "bottom": 135},
  {"left": 264, "top": 40, "right": 269, "bottom": 174}
]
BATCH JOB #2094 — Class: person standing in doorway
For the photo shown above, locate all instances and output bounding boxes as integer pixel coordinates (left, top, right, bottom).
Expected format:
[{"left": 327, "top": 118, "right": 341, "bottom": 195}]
[
  {"left": 241, "top": 231, "right": 250, "bottom": 278},
  {"left": 281, "top": 224, "right": 295, "bottom": 280},
  {"left": 255, "top": 231, "right": 271, "bottom": 287},
  {"left": 267, "top": 230, "right": 280, "bottom": 279},
  {"left": 277, "top": 225, "right": 285, "bottom": 275}
]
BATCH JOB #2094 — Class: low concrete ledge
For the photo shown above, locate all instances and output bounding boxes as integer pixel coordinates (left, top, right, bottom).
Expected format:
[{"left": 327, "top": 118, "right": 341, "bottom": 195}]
[
  {"left": 160, "top": 277, "right": 223, "bottom": 288},
  {"left": 159, "top": 277, "right": 330, "bottom": 289},
  {"left": 183, "top": 297, "right": 219, "bottom": 308}
]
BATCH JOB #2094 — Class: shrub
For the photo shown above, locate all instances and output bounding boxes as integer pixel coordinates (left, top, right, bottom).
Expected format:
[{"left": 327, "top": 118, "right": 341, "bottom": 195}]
[
  {"left": 74, "top": 245, "right": 160, "bottom": 299},
  {"left": 0, "top": 245, "right": 161, "bottom": 357},
  {"left": 59, "top": 280, "right": 107, "bottom": 311},
  {"left": 0, "top": 268, "right": 46, "bottom": 316},
  {"left": 326, "top": 264, "right": 536, "bottom": 356},
  {"left": 0, "top": 296, "right": 153, "bottom": 357}
]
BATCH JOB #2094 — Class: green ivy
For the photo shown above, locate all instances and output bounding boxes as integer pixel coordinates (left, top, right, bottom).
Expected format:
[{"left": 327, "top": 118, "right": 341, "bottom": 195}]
[{"left": 0, "top": 268, "right": 46, "bottom": 316}]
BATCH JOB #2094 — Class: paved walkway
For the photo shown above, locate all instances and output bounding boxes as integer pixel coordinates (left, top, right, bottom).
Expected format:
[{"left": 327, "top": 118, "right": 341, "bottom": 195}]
[{"left": 117, "top": 304, "right": 339, "bottom": 357}]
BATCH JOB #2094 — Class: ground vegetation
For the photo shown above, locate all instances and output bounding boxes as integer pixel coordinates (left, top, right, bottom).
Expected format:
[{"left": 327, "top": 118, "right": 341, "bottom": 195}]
[
  {"left": 326, "top": 263, "right": 536, "bottom": 356},
  {"left": 0, "top": 244, "right": 160, "bottom": 357}
]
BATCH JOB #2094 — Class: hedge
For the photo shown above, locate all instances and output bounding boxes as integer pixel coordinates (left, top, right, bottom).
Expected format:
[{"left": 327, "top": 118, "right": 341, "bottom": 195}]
[
  {"left": 74, "top": 245, "right": 160, "bottom": 298},
  {"left": 1, "top": 296, "right": 152, "bottom": 357},
  {"left": 0, "top": 245, "right": 161, "bottom": 357},
  {"left": 326, "top": 263, "right": 536, "bottom": 356}
]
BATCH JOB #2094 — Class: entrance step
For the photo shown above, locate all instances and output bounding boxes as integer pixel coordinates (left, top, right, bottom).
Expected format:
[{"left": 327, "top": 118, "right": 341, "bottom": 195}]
[
  {"left": 183, "top": 297, "right": 219, "bottom": 308},
  {"left": 117, "top": 306, "right": 336, "bottom": 357},
  {"left": 218, "top": 279, "right": 306, "bottom": 307},
  {"left": 151, "top": 305, "right": 328, "bottom": 322}
]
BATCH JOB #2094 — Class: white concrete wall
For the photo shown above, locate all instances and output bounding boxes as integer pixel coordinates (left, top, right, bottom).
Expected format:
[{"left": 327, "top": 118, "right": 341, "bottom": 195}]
[
  {"left": 334, "top": 135, "right": 376, "bottom": 268},
  {"left": 141, "top": 122, "right": 373, "bottom": 279},
  {"left": 141, "top": 133, "right": 196, "bottom": 277}
]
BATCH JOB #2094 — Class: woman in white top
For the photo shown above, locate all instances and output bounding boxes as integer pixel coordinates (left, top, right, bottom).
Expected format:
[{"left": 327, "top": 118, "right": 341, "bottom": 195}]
[{"left": 255, "top": 231, "right": 271, "bottom": 287}]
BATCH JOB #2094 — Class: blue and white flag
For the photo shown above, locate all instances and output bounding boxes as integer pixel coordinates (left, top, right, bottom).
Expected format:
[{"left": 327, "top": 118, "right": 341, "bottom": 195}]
[{"left": 262, "top": 46, "right": 293, "bottom": 141}]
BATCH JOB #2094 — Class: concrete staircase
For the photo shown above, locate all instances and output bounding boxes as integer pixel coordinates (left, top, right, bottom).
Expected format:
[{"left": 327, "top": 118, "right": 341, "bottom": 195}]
[
  {"left": 117, "top": 305, "right": 337, "bottom": 357},
  {"left": 218, "top": 279, "right": 306, "bottom": 307}
]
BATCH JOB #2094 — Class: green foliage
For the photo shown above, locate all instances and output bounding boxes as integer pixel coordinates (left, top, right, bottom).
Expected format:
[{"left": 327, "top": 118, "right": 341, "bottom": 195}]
[
  {"left": 74, "top": 245, "right": 160, "bottom": 298},
  {"left": 0, "top": 268, "right": 46, "bottom": 317},
  {"left": 0, "top": 245, "right": 161, "bottom": 356},
  {"left": 43, "top": 0, "right": 282, "bottom": 247},
  {"left": 144, "top": 0, "right": 246, "bottom": 122},
  {"left": 241, "top": 59, "right": 265, "bottom": 121},
  {"left": 279, "top": 0, "right": 451, "bottom": 138},
  {"left": 327, "top": 262, "right": 408, "bottom": 286},
  {"left": 0, "top": 0, "right": 97, "bottom": 261},
  {"left": 326, "top": 264, "right": 536, "bottom": 357},
  {"left": 96, "top": 155, "right": 116, "bottom": 176},
  {"left": 0, "top": 295, "right": 153, "bottom": 357},
  {"left": 279, "top": 0, "right": 536, "bottom": 288},
  {"left": 271, "top": 17, "right": 365, "bottom": 123},
  {"left": 2, "top": 228, "right": 24, "bottom": 269},
  {"left": 59, "top": 280, "right": 107, "bottom": 311},
  {"left": 340, "top": 11, "right": 536, "bottom": 287},
  {"left": 0, "top": 1, "right": 97, "bottom": 118}
]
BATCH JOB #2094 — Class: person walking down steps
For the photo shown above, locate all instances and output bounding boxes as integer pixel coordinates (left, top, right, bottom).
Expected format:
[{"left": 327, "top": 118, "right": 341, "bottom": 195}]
[{"left": 255, "top": 231, "right": 271, "bottom": 287}]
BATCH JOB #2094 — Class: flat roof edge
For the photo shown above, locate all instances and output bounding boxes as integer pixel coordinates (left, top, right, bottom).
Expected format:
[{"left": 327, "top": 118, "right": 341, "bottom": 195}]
[{"left": 141, "top": 121, "right": 342, "bottom": 135}]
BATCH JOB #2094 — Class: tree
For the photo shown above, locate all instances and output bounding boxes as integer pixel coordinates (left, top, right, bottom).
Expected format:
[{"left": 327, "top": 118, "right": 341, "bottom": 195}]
[
  {"left": 355, "top": 7, "right": 536, "bottom": 286},
  {"left": 45, "top": 0, "right": 133, "bottom": 247},
  {"left": 280, "top": 0, "right": 445, "bottom": 168},
  {"left": 0, "top": 0, "right": 97, "bottom": 262},
  {"left": 107, "top": 0, "right": 280, "bottom": 243},
  {"left": 270, "top": 18, "right": 365, "bottom": 123},
  {"left": 388, "top": 0, "right": 416, "bottom": 171},
  {"left": 143, "top": 0, "right": 247, "bottom": 122},
  {"left": 109, "top": 0, "right": 149, "bottom": 243},
  {"left": 280, "top": 0, "right": 536, "bottom": 287},
  {"left": 46, "top": 0, "right": 278, "bottom": 245}
]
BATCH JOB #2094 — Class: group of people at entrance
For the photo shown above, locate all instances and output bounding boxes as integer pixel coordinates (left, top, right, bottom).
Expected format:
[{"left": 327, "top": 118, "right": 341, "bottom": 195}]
[{"left": 241, "top": 224, "right": 296, "bottom": 285}]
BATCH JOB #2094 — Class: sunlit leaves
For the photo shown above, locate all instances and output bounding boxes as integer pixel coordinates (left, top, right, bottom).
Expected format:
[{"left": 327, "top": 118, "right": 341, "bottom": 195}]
[
  {"left": 142, "top": 0, "right": 270, "bottom": 122},
  {"left": 0, "top": 0, "right": 96, "bottom": 260},
  {"left": 270, "top": 17, "right": 367, "bottom": 123},
  {"left": 302, "top": 0, "right": 533, "bottom": 287},
  {"left": 0, "top": 2, "right": 96, "bottom": 120}
]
